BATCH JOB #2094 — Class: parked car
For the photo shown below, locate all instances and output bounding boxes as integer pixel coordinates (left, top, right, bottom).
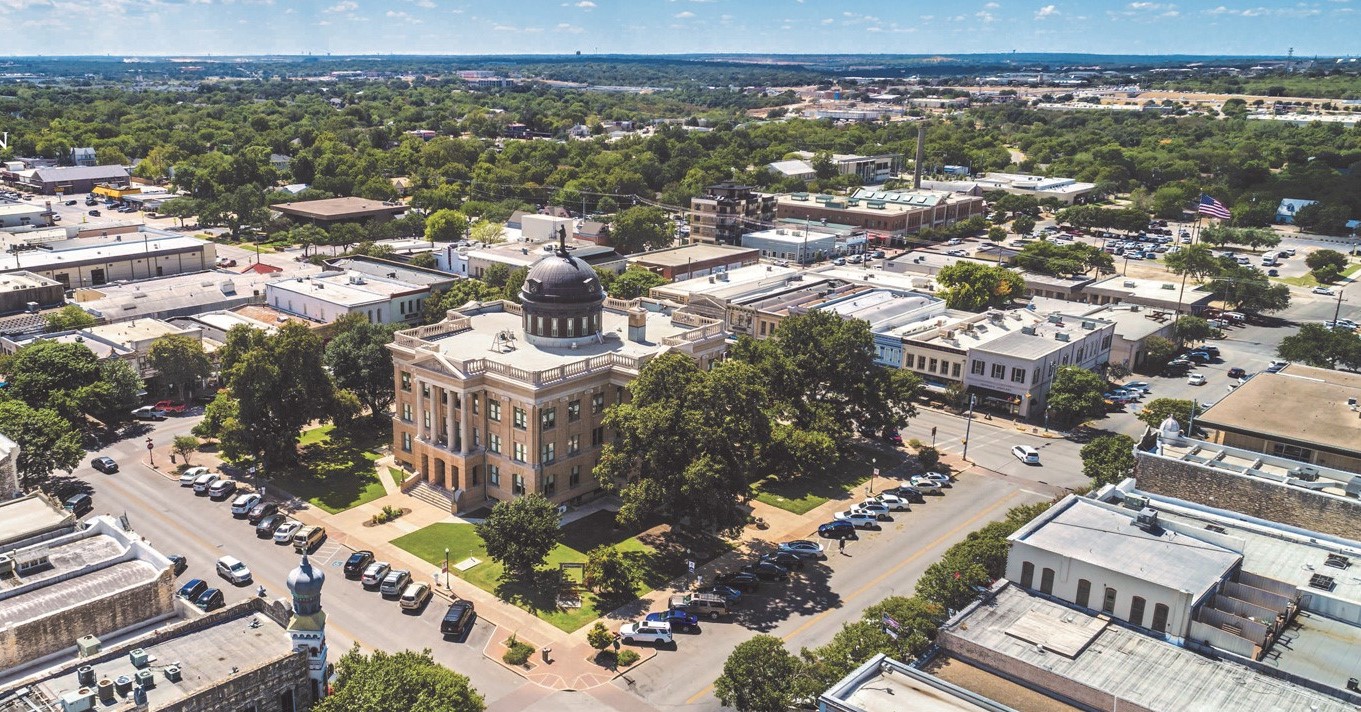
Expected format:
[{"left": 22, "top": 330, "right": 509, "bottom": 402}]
[
  {"left": 344, "top": 551, "right": 375, "bottom": 579},
  {"left": 1011, "top": 445, "right": 1041, "bottom": 464},
  {"left": 179, "top": 466, "right": 210, "bottom": 486},
  {"left": 178, "top": 578, "right": 208, "bottom": 601},
  {"left": 293, "top": 525, "right": 326, "bottom": 553},
  {"left": 909, "top": 475, "right": 942, "bottom": 492},
  {"left": 833, "top": 510, "right": 880, "bottom": 529},
  {"left": 273, "top": 520, "right": 302, "bottom": 544},
  {"left": 885, "top": 484, "right": 925, "bottom": 503},
  {"left": 817, "top": 520, "right": 859, "bottom": 540},
  {"left": 195, "top": 588, "right": 225, "bottom": 611},
  {"left": 619, "top": 620, "right": 674, "bottom": 646},
  {"left": 154, "top": 400, "right": 188, "bottom": 414},
  {"left": 1186, "top": 350, "right": 1212, "bottom": 363},
  {"left": 440, "top": 599, "right": 476, "bottom": 637},
  {"left": 247, "top": 501, "right": 278, "bottom": 524},
  {"left": 1313, "top": 286, "right": 1335, "bottom": 296},
  {"left": 1188, "top": 374, "right": 1207, "bottom": 386},
  {"left": 256, "top": 513, "right": 287, "bottom": 538},
  {"left": 854, "top": 500, "right": 893, "bottom": 520},
  {"left": 882, "top": 430, "right": 903, "bottom": 446},
  {"left": 131, "top": 406, "right": 167, "bottom": 421},
  {"left": 88, "top": 209, "right": 100, "bottom": 216},
  {"left": 91, "top": 456, "right": 119, "bottom": 474},
  {"left": 714, "top": 571, "right": 760, "bottom": 592},
  {"left": 646, "top": 608, "right": 700, "bottom": 632},
  {"left": 400, "top": 582, "right": 432, "bottom": 611},
  {"left": 1122, "top": 381, "right": 1151, "bottom": 393},
  {"left": 922, "top": 473, "right": 953, "bottom": 487},
  {"left": 208, "top": 479, "right": 237, "bottom": 500},
  {"left": 694, "top": 585, "right": 742, "bottom": 604},
  {"left": 362, "top": 562, "right": 392, "bottom": 589},
  {"left": 230, "top": 493, "right": 261, "bottom": 517},
  {"left": 1266, "top": 360, "right": 1289, "bottom": 373},
  {"left": 193, "top": 473, "right": 220, "bottom": 495},
  {"left": 873, "top": 493, "right": 911, "bottom": 511},
  {"left": 167, "top": 554, "right": 188, "bottom": 576},
  {"left": 1227, "top": 367, "right": 1246, "bottom": 379},
  {"left": 759, "top": 551, "right": 805, "bottom": 571},
  {"left": 777, "top": 540, "right": 827, "bottom": 560},
  {"left": 215, "top": 555, "right": 252, "bottom": 584},
  {"left": 63, "top": 492, "right": 94, "bottom": 517}
]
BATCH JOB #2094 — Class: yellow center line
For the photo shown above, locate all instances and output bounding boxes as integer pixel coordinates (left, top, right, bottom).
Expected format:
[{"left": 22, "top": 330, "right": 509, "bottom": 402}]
[{"left": 684, "top": 488, "right": 1024, "bottom": 706}]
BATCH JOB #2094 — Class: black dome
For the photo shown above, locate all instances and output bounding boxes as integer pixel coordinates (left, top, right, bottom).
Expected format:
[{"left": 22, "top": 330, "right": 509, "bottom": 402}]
[{"left": 521, "top": 254, "right": 605, "bottom": 305}]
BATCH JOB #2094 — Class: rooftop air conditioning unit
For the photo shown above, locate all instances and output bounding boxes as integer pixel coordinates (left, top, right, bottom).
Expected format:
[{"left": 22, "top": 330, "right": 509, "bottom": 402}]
[
  {"left": 1055, "top": 332, "right": 1070, "bottom": 342},
  {"left": 1123, "top": 494, "right": 1150, "bottom": 511},
  {"left": 76, "top": 635, "right": 101, "bottom": 657},
  {"left": 129, "top": 649, "right": 149, "bottom": 668},
  {"left": 1081, "top": 321, "right": 1096, "bottom": 330},
  {"left": 1134, "top": 507, "right": 1159, "bottom": 532},
  {"left": 1122, "top": 280, "right": 1136, "bottom": 288},
  {"left": 1021, "top": 326, "right": 1037, "bottom": 336},
  {"left": 58, "top": 688, "right": 97, "bottom": 712},
  {"left": 164, "top": 666, "right": 182, "bottom": 683}
]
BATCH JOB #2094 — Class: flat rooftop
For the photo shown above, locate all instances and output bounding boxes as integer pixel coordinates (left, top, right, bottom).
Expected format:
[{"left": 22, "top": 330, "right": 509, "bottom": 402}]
[
  {"left": 805, "top": 266, "right": 931, "bottom": 293},
  {"left": 629, "top": 243, "right": 757, "bottom": 267},
  {"left": 325, "top": 256, "right": 456, "bottom": 287},
  {"left": 898, "top": 309, "right": 1041, "bottom": 348},
  {"left": 919, "top": 656, "right": 1079, "bottom": 712},
  {"left": 944, "top": 583, "right": 1356, "bottom": 712},
  {"left": 1011, "top": 497, "right": 1241, "bottom": 601},
  {"left": 0, "top": 204, "right": 45, "bottom": 216},
  {"left": 970, "top": 313, "right": 1113, "bottom": 360},
  {"left": 821, "top": 654, "right": 1018, "bottom": 712},
  {"left": 0, "top": 495, "right": 74, "bottom": 548},
  {"left": 3, "top": 604, "right": 294, "bottom": 712},
  {"left": 0, "top": 271, "right": 60, "bottom": 289},
  {"left": 1152, "top": 435, "right": 1361, "bottom": 496},
  {"left": 0, "top": 233, "right": 209, "bottom": 271},
  {"left": 1086, "top": 275, "right": 1216, "bottom": 305},
  {"left": 75, "top": 263, "right": 321, "bottom": 323},
  {"left": 84, "top": 318, "right": 193, "bottom": 346},
  {"left": 270, "top": 196, "right": 405, "bottom": 220},
  {"left": 1197, "top": 364, "right": 1361, "bottom": 456},
  {"left": 268, "top": 271, "right": 424, "bottom": 307},
  {"left": 651, "top": 264, "right": 800, "bottom": 301},
  {"left": 1082, "top": 304, "right": 1174, "bottom": 341}
]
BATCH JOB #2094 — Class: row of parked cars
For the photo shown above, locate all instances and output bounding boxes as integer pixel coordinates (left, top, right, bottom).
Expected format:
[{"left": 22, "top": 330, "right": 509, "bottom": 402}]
[
  {"left": 818, "top": 475, "right": 951, "bottom": 539},
  {"left": 340, "top": 550, "right": 477, "bottom": 639}
]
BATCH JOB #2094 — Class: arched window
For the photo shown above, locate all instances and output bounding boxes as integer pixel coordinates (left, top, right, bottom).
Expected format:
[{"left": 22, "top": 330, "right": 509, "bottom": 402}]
[
  {"left": 1040, "top": 568, "right": 1055, "bottom": 595},
  {"left": 1129, "top": 596, "right": 1147, "bottom": 627},
  {"left": 1152, "top": 603, "right": 1170, "bottom": 632},
  {"left": 1102, "top": 586, "right": 1117, "bottom": 614},
  {"left": 1020, "top": 561, "right": 1035, "bottom": 588},
  {"left": 1076, "top": 579, "right": 1091, "bottom": 608}
]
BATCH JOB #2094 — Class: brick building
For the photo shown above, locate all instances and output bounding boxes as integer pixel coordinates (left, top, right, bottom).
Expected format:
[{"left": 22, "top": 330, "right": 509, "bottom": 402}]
[{"left": 689, "top": 182, "right": 776, "bottom": 246}]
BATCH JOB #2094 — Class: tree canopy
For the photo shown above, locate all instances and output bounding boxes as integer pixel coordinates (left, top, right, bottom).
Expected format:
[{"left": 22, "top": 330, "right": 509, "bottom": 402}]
[
  {"left": 324, "top": 315, "right": 400, "bottom": 415},
  {"left": 1081, "top": 434, "right": 1137, "bottom": 488},
  {"left": 475, "top": 494, "right": 562, "bottom": 578},
  {"left": 1045, "top": 365, "right": 1108, "bottom": 426},
  {"left": 934, "top": 262, "right": 1025, "bottom": 311},
  {"left": 1278, "top": 323, "right": 1361, "bottom": 371},
  {"left": 315, "top": 648, "right": 484, "bottom": 712}
]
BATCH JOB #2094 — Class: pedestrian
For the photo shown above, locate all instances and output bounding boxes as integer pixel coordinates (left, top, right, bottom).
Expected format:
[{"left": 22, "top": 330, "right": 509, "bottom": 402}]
[{"left": 838, "top": 538, "right": 847, "bottom": 555}]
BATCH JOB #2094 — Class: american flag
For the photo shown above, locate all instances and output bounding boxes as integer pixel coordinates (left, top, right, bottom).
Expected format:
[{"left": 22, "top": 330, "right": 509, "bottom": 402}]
[{"left": 1198, "top": 194, "right": 1232, "bottom": 220}]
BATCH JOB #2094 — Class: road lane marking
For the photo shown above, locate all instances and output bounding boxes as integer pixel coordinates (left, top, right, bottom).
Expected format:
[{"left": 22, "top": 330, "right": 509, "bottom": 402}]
[{"left": 683, "top": 487, "right": 1028, "bottom": 706}]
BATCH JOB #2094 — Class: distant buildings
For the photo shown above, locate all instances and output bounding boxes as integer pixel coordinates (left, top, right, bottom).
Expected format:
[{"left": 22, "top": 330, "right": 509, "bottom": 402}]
[
  {"left": 10, "top": 165, "right": 131, "bottom": 195},
  {"left": 266, "top": 262, "right": 454, "bottom": 326},
  {"left": 766, "top": 152, "right": 904, "bottom": 184},
  {"left": 689, "top": 182, "right": 776, "bottom": 246},
  {"left": 270, "top": 196, "right": 406, "bottom": 227},
  {"left": 1276, "top": 198, "right": 1317, "bottom": 224},
  {"left": 773, "top": 189, "right": 986, "bottom": 243},
  {"left": 0, "top": 204, "right": 50, "bottom": 230},
  {"left": 972, "top": 172, "right": 1098, "bottom": 205},
  {"left": 0, "top": 228, "right": 217, "bottom": 289},
  {"left": 626, "top": 243, "right": 759, "bottom": 281}
]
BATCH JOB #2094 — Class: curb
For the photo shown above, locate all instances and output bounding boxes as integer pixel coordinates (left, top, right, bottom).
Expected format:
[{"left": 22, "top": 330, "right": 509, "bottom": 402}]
[{"left": 479, "top": 623, "right": 534, "bottom": 682}]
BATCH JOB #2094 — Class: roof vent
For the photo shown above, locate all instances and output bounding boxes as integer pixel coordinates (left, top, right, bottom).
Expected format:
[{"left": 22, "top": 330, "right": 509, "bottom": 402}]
[
  {"left": 1122, "top": 280, "right": 1136, "bottom": 287},
  {"left": 1055, "top": 332, "right": 1070, "bottom": 342},
  {"left": 1021, "top": 325, "right": 1036, "bottom": 336},
  {"left": 1134, "top": 507, "right": 1159, "bottom": 532},
  {"left": 1325, "top": 553, "right": 1351, "bottom": 570},
  {"left": 1309, "top": 573, "right": 1336, "bottom": 591}
]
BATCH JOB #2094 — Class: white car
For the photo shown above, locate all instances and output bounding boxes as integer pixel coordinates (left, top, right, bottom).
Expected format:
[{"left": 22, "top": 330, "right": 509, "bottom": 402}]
[
  {"left": 873, "top": 493, "right": 911, "bottom": 511},
  {"left": 230, "top": 493, "right": 261, "bottom": 517},
  {"left": 947, "top": 249, "right": 969, "bottom": 256},
  {"left": 215, "top": 555, "right": 252, "bottom": 584},
  {"left": 946, "top": 238, "right": 963, "bottom": 245},
  {"left": 619, "top": 620, "right": 674, "bottom": 646},
  {"left": 1312, "top": 286, "right": 1334, "bottom": 296},
  {"left": 854, "top": 501, "right": 893, "bottom": 520},
  {"left": 833, "top": 510, "right": 881, "bottom": 529},
  {"left": 1122, "top": 381, "right": 1151, "bottom": 394},
  {"left": 273, "top": 520, "right": 302, "bottom": 544},
  {"left": 1188, "top": 374, "right": 1207, "bottom": 386},
  {"left": 909, "top": 475, "right": 942, "bottom": 491},
  {"left": 922, "top": 472, "right": 952, "bottom": 487},
  {"left": 1011, "top": 445, "right": 1041, "bottom": 464},
  {"left": 179, "top": 466, "right": 210, "bottom": 486},
  {"left": 192, "top": 473, "right": 220, "bottom": 494}
]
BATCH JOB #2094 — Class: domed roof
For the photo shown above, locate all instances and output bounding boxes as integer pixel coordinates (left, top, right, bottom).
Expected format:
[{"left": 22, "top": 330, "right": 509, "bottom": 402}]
[
  {"left": 287, "top": 554, "right": 325, "bottom": 598},
  {"left": 521, "top": 252, "right": 605, "bottom": 305}
]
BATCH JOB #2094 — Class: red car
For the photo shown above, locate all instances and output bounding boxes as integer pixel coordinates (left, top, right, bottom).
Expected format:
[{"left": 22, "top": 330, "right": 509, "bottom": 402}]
[{"left": 154, "top": 400, "right": 188, "bottom": 414}]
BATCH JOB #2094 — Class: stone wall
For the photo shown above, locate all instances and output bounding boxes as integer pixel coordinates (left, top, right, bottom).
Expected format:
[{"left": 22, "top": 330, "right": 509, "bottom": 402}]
[
  {"left": 1134, "top": 454, "right": 1361, "bottom": 540},
  {"left": 167, "top": 653, "right": 313, "bottom": 712}
]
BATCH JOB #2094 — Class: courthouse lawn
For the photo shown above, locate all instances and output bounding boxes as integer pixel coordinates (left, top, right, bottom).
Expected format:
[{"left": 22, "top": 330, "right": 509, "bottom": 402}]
[
  {"left": 270, "top": 425, "right": 386, "bottom": 514},
  {"left": 753, "top": 446, "right": 884, "bottom": 514}
]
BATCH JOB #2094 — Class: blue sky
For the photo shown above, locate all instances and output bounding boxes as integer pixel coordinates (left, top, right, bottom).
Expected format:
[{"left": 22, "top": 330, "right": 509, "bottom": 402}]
[{"left": 0, "top": 1, "right": 1356, "bottom": 57}]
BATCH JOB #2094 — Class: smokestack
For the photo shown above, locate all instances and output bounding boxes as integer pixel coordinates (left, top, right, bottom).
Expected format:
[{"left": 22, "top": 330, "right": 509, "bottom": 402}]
[
  {"left": 627, "top": 306, "right": 647, "bottom": 343},
  {"left": 913, "top": 124, "right": 926, "bottom": 190}
]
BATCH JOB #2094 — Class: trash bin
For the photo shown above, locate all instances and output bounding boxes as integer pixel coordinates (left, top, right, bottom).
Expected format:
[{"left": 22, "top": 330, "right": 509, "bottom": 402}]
[{"left": 541, "top": 647, "right": 551, "bottom": 663}]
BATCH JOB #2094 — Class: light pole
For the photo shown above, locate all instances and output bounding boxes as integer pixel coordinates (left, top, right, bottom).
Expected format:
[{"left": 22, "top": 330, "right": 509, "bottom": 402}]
[
  {"left": 444, "top": 547, "right": 451, "bottom": 591},
  {"left": 868, "top": 457, "right": 877, "bottom": 497},
  {"left": 962, "top": 394, "right": 976, "bottom": 462},
  {"left": 1333, "top": 285, "right": 1346, "bottom": 325}
]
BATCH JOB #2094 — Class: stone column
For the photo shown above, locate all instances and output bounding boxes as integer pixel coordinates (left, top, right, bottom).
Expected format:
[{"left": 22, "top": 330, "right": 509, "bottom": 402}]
[
  {"left": 446, "top": 388, "right": 456, "bottom": 450},
  {"left": 457, "top": 393, "right": 469, "bottom": 453},
  {"left": 417, "top": 380, "right": 428, "bottom": 441}
]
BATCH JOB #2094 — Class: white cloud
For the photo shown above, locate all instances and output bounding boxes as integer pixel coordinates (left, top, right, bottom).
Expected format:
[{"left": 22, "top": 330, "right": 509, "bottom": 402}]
[
  {"left": 492, "top": 23, "right": 517, "bottom": 30},
  {"left": 820, "top": 17, "right": 833, "bottom": 24},
  {"left": 984, "top": 1, "right": 999, "bottom": 7},
  {"left": 1035, "top": 4, "right": 1058, "bottom": 18},
  {"left": 572, "top": 0, "right": 595, "bottom": 7},
  {"left": 674, "top": 10, "right": 694, "bottom": 17},
  {"left": 555, "top": 22, "right": 583, "bottom": 32},
  {"left": 325, "top": 0, "right": 356, "bottom": 12},
  {"left": 414, "top": 0, "right": 435, "bottom": 6},
  {"left": 976, "top": 10, "right": 995, "bottom": 22}
]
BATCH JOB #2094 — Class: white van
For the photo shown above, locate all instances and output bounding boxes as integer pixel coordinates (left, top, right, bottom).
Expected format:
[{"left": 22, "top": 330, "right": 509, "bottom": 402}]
[{"left": 1261, "top": 252, "right": 1278, "bottom": 266}]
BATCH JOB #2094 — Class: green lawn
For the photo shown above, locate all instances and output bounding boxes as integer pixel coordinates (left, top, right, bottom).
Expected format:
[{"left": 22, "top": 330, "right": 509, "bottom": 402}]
[
  {"left": 268, "top": 425, "right": 388, "bottom": 514},
  {"left": 393, "top": 512, "right": 701, "bottom": 632},
  {"left": 1277, "top": 263, "right": 1361, "bottom": 288},
  {"left": 753, "top": 446, "right": 895, "bottom": 514}
]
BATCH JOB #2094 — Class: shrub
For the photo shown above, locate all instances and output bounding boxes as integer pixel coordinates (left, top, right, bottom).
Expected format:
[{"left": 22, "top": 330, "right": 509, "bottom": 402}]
[
  {"left": 586, "top": 622, "right": 615, "bottom": 652},
  {"left": 502, "top": 636, "right": 535, "bottom": 666},
  {"left": 617, "top": 649, "right": 640, "bottom": 667},
  {"left": 916, "top": 446, "right": 941, "bottom": 471}
]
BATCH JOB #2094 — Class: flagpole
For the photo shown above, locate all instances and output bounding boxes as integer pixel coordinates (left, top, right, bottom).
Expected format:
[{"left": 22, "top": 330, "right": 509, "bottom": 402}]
[{"left": 1175, "top": 206, "right": 1202, "bottom": 319}]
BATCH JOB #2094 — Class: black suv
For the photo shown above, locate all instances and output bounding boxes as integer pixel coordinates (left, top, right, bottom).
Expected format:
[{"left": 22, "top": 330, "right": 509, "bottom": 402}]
[
  {"left": 343, "top": 551, "right": 375, "bottom": 579},
  {"left": 714, "top": 571, "right": 760, "bottom": 592},
  {"left": 759, "top": 551, "right": 804, "bottom": 571},
  {"left": 441, "top": 600, "right": 476, "bottom": 638}
]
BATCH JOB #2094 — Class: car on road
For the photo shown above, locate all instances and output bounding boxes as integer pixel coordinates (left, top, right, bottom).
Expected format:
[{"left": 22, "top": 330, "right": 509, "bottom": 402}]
[
  {"left": 179, "top": 466, "right": 210, "bottom": 486},
  {"left": 195, "top": 588, "right": 225, "bottom": 611},
  {"left": 63, "top": 493, "right": 94, "bottom": 517},
  {"left": 817, "top": 520, "right": 859, "bottom": 540},
  {"left": 215, "top": 555, "right": 252, "bottom": 584},
  {"left": 646, "top": 609, "right": 700, "bottom": 632},
  {"left": 1122, "top": 381, "right": 1151, "bottom": 394},
  {"left": 695, "top": 585, "right": 743, "bottom": 604},
  {"left": 154, "top": 400, "right": 188, "bottom": 414},
  {"left": 1227, "top": 367, "right": 1246, "bottom": 379},
  {"left": 1266, "top": 360, "right": 1289, "bottom": 374},
  {"left": 178, "top": 578, "right": 208, "bottom": 601},
  {"left": 871, "top": 493, "right": 910, "bottom": 512},
  {"left": 619, "top": 620, "right": 674, "bottom": 646},
  {"left": 344, "top": 551, "right": 375, "bottom": 579},
  {"left": 832, "top": 257, "right": 846, "bottom": 266},
  {"left": 230, "top": 493, "right": 261, "bottom": 517},
  {"left": 1267, "top": 269, "right": 1279, "bottom": 277},
  {"left": 131, "top": 406, "right": 167, "bottom": 421},
  {"left": 440, "top": 599, "right": 476, "bottom": 637},
  {"left": 91, "top": 456, "right": 119, "bottom": 474},
  {"left": 759, "top": 551, "right": 805, "bottom": 571},
  {"left": 400, "top": 582, "right": 432, "bottom": 611},
  {"left": 362, "top": 562, "right": 392, "bottom": 588},
  {"left": 1313, "top": 286, "right": 1335, "bottom": 295},
  {"left": 256, "top": 513, "right": 288, "bottom": 538},
  {"left": 881, "top": 430, "right": 903, "bottom": 446},
  {"left": 714, "top": 571, "right": 760, "bottom": 592},
  {"left": 247, "top": 501, "right": 278, "bottom": 524},
  {"left": 193, "top": 473, "right": 220, "bottom": 495},
  {"left": 777, "top": 540, "right": 826, "bottom": 560},
  {"left": 1103, "top": 391, "right": 1136, "bottom": 405},
  {"left": 833, "top": 510, "right": 881, "bottom": 529},
  {"left": 208, "top": 479, "right": 237, "bottom": 500},
  {"left": 273, "top": 520, "right": 302, "bottom": 544},
  {"left": 1188, "top": 374, "right": 1207, "bottom": 386},
  {"left": 88, "top": 209, "right": 100, "bottom": 216},
  {"left": 946, "top": 238, "right": 963, "bottom": 245},
  {"left": 1011, "top": 445, "right": 1041, "bottom": 465}
]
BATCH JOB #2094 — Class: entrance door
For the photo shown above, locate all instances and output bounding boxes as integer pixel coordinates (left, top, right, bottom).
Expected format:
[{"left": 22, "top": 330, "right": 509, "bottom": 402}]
[{"left": 90, "top": 268, "right": 107, "bottom": 286}]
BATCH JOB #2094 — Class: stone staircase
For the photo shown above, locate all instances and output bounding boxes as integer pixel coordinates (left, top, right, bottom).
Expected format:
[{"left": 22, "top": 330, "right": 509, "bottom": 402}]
[{"left": 406, "top": 480, "right": 456, "bottom": 512}]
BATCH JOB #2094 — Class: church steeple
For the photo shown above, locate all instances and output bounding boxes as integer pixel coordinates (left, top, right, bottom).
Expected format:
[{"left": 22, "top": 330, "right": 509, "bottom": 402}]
[{"left": 285, "top": 554, "right": 329, "bottom": 701}]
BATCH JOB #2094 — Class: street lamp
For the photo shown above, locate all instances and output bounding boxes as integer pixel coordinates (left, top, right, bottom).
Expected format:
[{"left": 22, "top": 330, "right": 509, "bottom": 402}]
[
  {"left": 868, "top": 457, "right": 877, "bottom": 496},
  {"left": 444, "top": 547, "right": 451, "bottom": 591},
  {"left": 962, "top": 394, "right": 976, "bottom": 462}
]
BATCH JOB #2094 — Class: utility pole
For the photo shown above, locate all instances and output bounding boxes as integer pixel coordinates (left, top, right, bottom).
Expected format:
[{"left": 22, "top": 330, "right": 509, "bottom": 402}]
[
  {"left": 962, "top": 394, "right": 976, "bottom": 462},
  {"left": 1334, "top": 286, "right": 1346, "bottom": 325}
]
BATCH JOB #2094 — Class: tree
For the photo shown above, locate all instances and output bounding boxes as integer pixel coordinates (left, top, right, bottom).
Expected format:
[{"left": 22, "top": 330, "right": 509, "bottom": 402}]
[
  {"left": 1012, "top": 215, "right": 1036, "bottom": 236},
  {"left": 324, "top": 317, "right": 399, "bottom": 416},
  {"left": 227, "top": 322, "right": 338, "bottom": 472},
  {"left": 1162, "top": 244, "right": 1220, "bottom": 281},
  {"left": 0, "top": 400, "right": 83, "bottom": 493},
  {"left": 609, "top": 206, "right": 672, "bottom": 255},
  {"left": 1137, "top": 398, "right": 1200, "bottom": 432},
  {"left": 1080, "top": 434, "right": 1136, "bottom": 488},
  {"left": 148, "top": 334, "right": 213, "bottom": 400},
  {"left": 172, "top": 435, "right": 199, "bottom": 465},
  {"left": 1207, "top": 265, "right": 1290, "bottom": 314},
  {"left": 421, "top": 280, "right": 502, "bottom": 323},
  {"left": 1306, "top": 249, "right": 1349, "bottom": 284},
  {"left": 481, "top": 263, "right": 511, "bottom": 290},
  {"left": 1142, "top": 335, "right": 1178, "bottom": 372},
  {"left": 1278, "top": 323, "right": 1361, "bottom": 371},
  {"left": 605, "top": 268, "right": 667, "bottom": 299},
  {"left": 1045, "top": 365, "right": 1107, "bottom": 426},
  {"left": 934, "top": 262, "right": 1025, "bottom": 311},
  {"left": 314, "top": 647, "right": 484, "bottom": 712},
  {"left": 470, "top": 221, "right": 507, "bottom": 245},
  {"left": 44, "top": 304, "right": 96, "bottom": 332},
  {"left": 86, "top": 359, "right": 145, "bottom": 426},
  {"left": 408, "top": 252, "right": 438, "bottom": 269},
  {"left": 424, "top": 209, "right": 469, "bottom": 243},
  {"left": 502, "top": 267, "right": 528, "bottom": 303},
  {"left": 1172, "top": 316, "right": 1217, "bottom": 346},
  {"left": 475, "top": 494, "right": 561, "bottom": 578},
  {"left": 714, "top": 636, "right": 802, "bottom": 712},
  {"left": 915, "top": 554, "right": 991, "bottom": 613},
  {"left": 1011, "top": 241, "right": 1113, "bottom": 276},
  {"left": 586, "top": 622, "right": 615, "bottom": 654},
  {"left": 584, "top": 544, "right": 636, "bottom": 599}
]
